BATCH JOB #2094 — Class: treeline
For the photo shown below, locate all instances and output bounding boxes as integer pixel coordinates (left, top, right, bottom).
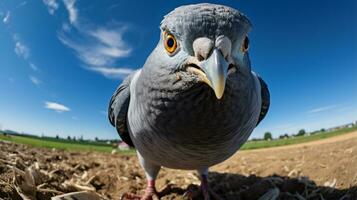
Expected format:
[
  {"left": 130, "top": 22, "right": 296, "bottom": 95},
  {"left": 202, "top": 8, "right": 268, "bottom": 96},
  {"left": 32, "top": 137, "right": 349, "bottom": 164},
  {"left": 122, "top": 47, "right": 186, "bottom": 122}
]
[
  {"left": 251, "top": 122, "right": 357, "bottom": 141},
  {"left": 0, "top": 129, "right": 120, "bottom": 146},
  {"left": 250, "top": 128, "right": 319, "bottom": 141}
]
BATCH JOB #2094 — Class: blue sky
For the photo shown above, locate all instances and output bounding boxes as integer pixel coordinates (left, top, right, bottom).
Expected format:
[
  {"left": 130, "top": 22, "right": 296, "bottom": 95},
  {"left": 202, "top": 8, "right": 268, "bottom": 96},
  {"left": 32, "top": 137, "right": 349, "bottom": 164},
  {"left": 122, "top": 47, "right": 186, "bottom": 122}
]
[{"left": 0, "top": 0, "right": 356, "bottom": 140}]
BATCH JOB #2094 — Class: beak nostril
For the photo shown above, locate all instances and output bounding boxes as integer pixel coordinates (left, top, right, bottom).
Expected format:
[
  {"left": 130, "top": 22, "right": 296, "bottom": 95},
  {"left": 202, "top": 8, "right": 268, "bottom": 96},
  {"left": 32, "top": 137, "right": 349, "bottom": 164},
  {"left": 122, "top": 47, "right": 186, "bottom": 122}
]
[{"left": 193, "top": 37, "right": 214, "bottom": 62}]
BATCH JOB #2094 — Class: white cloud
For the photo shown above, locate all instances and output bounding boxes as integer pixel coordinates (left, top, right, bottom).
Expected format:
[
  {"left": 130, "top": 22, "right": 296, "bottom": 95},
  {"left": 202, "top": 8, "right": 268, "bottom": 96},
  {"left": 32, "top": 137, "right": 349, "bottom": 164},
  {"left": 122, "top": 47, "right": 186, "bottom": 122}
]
[
  {"left": 45, "top": 101, "right": 70, "bottom": 113},
  {"left": 29, "top": 75, "right": 42, "bottom": 85},
  {"left": 3, "top": 11, "right": 10, "bottom": 24},
  {"left": 90, "top": 27, "right": 131, "bottom": 57},
  {"left": 58, "top": 26, "right": 132, "bottom": 79},
  {"left": 62, "top": 22, "right": 71, "bottom": 32},
  {"left": 307, "top": 105, "right": 338, "bottom": 114},
  {"left": 54, "top": 0, "right": 133, "bottom": 79},
  {"left": 12, "top": 35, "right": 40, "bottom": 71},
  {"left": 14, "top": 41, "right": 30, "bottom": 59},
  {"left": 58, "top": 26, "right": 131, "bottom": 66},
  {"left": 90, "top": 67, "right": 134, "bottom": 79},
  {"left": 338, "top": 106, "right": 354, "bottom": 112},
  {"left": 63, "top": 0, "right": 78, "bottom": 25},
  {"left": 29, "top": 62, "right": 39, "bottom": 71},
  {"left": 17, "top": 1, "right": 27, "bottom": 8},
  {"left": 29, "top": 75, "right": 41, "bottom": 85},
  {"left": 43, "top": 0, "right": 59, "bottom": 15}
]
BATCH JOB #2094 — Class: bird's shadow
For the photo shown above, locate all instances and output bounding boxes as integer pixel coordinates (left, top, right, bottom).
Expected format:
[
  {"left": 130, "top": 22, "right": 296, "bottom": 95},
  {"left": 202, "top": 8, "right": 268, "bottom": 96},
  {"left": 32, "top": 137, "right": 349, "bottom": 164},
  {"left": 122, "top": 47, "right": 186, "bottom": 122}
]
[{"left": 159, "top": 172, "right": 357, "bottom": 200}]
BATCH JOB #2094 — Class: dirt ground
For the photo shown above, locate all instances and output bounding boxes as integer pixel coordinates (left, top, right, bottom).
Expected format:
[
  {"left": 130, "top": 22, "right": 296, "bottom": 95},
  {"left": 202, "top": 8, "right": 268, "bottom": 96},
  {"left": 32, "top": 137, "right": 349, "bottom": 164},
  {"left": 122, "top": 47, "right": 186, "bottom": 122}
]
[{"left": 1, "top": 131, "right": 356, "bottom": 200}]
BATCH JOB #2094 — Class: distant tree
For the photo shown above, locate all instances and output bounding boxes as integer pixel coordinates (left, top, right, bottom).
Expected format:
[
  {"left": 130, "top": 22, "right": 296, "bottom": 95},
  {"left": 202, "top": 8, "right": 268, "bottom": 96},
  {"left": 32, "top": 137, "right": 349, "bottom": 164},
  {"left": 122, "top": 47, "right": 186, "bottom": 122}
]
[
  {"left": 56, "top": 135, "right": 59, "bottom": 140},
  {"left": 296, "top": 129, "right": 306, "bottom": 136},
  {"left": 80, "top": 135, "right": 83, "bottom": 141},
  {"left": 310, "top": 131, "right": 318, "bottom": 135},
  {"left": 279, "top": 133, "right": 289, "bottom": 139},
  {"left": 67, "top": 136, "right": 71, "bottom": 140},
  {"left": 73, "top": 136, "right": 76, "bottom": 141},
  {"left": 95, "top": 137, "right": 98, "bottom": 142},
  {"left": 264, "top": 132, "right": 272, "bottom": 140},
  {"left": 320, "top": 128, "right": 325, "bottom": 132}
]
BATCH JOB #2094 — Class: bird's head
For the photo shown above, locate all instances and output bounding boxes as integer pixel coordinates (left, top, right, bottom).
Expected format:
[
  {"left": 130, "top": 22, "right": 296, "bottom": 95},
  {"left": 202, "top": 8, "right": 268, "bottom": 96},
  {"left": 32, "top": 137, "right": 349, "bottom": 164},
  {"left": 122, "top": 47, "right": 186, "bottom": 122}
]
[{"left": 147, "top": 3, "right": 252, "bottom": 99}]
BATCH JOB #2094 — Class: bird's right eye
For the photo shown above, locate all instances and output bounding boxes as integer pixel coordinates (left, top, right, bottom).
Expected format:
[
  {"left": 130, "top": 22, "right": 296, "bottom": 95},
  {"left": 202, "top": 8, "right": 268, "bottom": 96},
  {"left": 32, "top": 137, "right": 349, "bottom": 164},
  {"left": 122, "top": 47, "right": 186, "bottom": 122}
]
[{"left": 163, "top": 31, "right": 178, "bottom": 54}]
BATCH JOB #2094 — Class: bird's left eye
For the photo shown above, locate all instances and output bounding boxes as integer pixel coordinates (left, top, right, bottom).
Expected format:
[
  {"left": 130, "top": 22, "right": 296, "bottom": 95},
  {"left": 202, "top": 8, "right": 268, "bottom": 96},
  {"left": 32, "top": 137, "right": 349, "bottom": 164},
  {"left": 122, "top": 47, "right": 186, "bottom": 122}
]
[{"left": 163, "top": 31, "right": 177, "bottom": 54}]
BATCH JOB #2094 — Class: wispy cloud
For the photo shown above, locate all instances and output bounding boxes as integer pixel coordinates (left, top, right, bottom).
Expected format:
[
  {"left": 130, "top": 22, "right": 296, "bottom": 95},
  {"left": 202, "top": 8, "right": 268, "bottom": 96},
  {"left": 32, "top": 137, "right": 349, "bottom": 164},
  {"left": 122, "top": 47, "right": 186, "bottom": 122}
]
[
  {"left": 337, "top": 106, "right": 355, "bottom": 112},
  {"left": 17, "top": 1, "right": 27, "bottom": 8},
  {"left": 42, "top": 0, "right": 76, "bottom": 24},
  {"left": 45, "top": 101, "right": 70, "bottom": 113},
  {"left": 14, "top": 41, "right": 30, "bottom": 60},
  {"left": 29, "top": 62, "right": 39, "bottom": 71},
  {"left": 90, "top": 67, "right": 134, "bottom": 79},
  {"left": 43, "top": 0, "right": 59, "bottom": 15},
  {"left": 29, "top": 75, "right": 42, "bottom": 85},
  {"left": 10, "top": 33, "right": 41, "bottom": 72},
  {"left": 55, "top": 1, "right": 133, "bottom": 79},
  {"left": 61, "top": 22, "right": 71, "bottom": 32},
  {"left": 307, "top": 105, "right": 338, "bottom": 114},
  {"left": 63, "top": 0, "right": 78, "bottom": 25},
  {"left": 89, "top": 27, "right": 131, "bottom": 58},
  {"left": 2, "top": 11, "right": 10, "bottom": 24},
  {"left": 58, "top": 26, "right": 131, "bottom": 66}
]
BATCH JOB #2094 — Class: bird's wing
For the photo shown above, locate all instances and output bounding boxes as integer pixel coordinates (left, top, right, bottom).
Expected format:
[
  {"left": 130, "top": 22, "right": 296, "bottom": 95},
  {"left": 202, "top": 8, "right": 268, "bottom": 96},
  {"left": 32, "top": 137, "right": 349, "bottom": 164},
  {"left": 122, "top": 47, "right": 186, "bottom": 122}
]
[
  {"left": 256, "top": 75, "right": 270, "bottom": 126},
  {"left": 108, "top": 72, "right": 137, "bottom": 147}
]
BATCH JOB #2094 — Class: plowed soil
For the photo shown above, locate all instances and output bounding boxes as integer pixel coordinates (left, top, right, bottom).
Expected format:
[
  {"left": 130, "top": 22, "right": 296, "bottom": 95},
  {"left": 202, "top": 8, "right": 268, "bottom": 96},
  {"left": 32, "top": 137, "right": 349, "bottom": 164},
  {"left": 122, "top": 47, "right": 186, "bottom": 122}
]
[{"left": 1, "top": 131, "right": 357, "bottom": 200}]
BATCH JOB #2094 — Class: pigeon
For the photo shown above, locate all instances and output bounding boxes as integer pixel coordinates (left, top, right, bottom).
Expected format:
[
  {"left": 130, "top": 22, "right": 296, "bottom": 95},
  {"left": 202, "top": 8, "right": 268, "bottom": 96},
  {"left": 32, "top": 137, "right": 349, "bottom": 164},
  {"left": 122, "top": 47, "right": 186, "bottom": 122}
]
[{"left": 109, "top": 3, "right": 270, "bottom": 200}]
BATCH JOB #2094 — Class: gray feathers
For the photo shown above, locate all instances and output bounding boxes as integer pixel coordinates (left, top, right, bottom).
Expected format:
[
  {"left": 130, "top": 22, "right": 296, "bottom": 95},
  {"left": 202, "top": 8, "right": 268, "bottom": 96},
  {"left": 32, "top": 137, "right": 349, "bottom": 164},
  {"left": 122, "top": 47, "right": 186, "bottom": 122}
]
[
  {"left": 108, "top": 72, "right": 136, "bottom": 147},
  {"left": 108, "top": 3, "right": 270, "bottom": 171},
  {"left": 256, "top": 76, "right": 270, "bottom": 126},
  {"left": 161, "top": 3, "right": 251, "bottom": 55},
  {"left": 128, "top": 70, "right": 262, "bottom": 169}
]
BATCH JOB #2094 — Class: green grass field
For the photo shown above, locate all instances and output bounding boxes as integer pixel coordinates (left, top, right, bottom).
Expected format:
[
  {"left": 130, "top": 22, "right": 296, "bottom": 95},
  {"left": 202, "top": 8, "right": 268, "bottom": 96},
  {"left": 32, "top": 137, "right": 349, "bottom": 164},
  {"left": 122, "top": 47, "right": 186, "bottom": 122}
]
[
  {"left": 0, "top": 134, "right": 114, "bottom": 152},
  {"left": 0, "top": 126, "right": 356, "bottom": 154},
  {"left": 241, "top": 126, "right": 357, "bottom": 150}
]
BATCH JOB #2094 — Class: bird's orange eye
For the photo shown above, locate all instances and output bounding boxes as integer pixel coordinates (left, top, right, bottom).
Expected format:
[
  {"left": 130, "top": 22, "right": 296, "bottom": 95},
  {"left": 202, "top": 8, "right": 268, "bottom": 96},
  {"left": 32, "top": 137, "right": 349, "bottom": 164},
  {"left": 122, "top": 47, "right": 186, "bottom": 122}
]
[
  {"left": 163, "top": 31, "right": 177, "bottom": 54},
  {"left": 241, "top": 36, "right": 249, "bottom": 53}
]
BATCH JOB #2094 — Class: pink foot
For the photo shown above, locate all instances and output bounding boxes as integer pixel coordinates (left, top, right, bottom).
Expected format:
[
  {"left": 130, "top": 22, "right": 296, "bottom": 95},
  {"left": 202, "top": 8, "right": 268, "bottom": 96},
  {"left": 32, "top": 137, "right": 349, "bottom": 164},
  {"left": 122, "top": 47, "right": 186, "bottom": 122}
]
[{"left": 121, "top": 180, "right": 160, "bottom": 200}]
